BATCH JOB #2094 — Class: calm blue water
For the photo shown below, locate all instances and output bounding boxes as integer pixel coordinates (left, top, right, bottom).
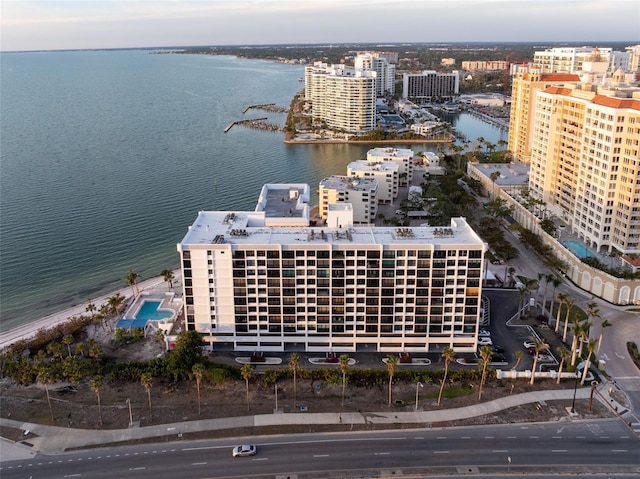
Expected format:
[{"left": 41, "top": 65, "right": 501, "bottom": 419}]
[
  {"left": 135, "top": 300, "right": 172, "bottom": 321},
  {"left": 0, "top": 50, "right": 503, "bottom": 331}
]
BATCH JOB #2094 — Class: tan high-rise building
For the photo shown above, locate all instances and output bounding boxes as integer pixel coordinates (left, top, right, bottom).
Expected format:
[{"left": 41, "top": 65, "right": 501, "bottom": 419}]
[
  {"left": 529, "top": 80, "right": 640, "bottom": 255},
  {"left": 507, "top": 65, "right": 580, "bottom": 163}
]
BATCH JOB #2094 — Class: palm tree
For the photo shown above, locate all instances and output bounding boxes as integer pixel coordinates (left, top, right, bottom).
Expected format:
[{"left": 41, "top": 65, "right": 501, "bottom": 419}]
[
  {"left": 126, "top": 269, "right": 141, "bottom": 296},
  {"left": 386, "top": 354, "right": 398, "bottom": 407},
  {"left": 548, "top": 276, "right": 562, "bottom": 326},
  {"left": 555, "top": 293, "right": 568, "bottom": 333},
  {"left": 597, "top": 319, "right": 612, "bottom": 354},
  {"left": 289, "top": 353, "right": 300, "bottom": 408},
  {"left": 37, "top": 367, "right": 55, "bottom": 422},
  {"left": 62, "top": 334, "right": 74, "bottom": 357},
  {"left": 489, "top": 171, "right": 500, "bottom": 198},
  {"left": 530, "top": 339, "right": 549, "bottom": 385},
  {"left": 511, "top": 350, "right": 524, "bottom": 371},
  {"left": 90, "top": 375, "right": 104, "bottom": 425},
  {"left": 580, "top": 339, "right": 597, "bottom": 385},
  {"left": 562, "top": 298, "right": 576, "bottom": 342},
  {"left": 556, "top": 347, "right": 570, "bottom": 384},
  {"left": 87, "top": 338, "right": 102, "bottom": 361},
  {"left": 140, "top": 372, "right": 153, "bottom": 419},
  {"left": 477, "top": 346, "right": 493, "bottom": 401},
  {"left": 161, "top": 269, "right": 174, "bottom": 290},
  {"left": 437, "top": 347, "right": 456, "bottom": 406},
  {"left": 541, "top": 274, "right": 555, "bottom": 319},
  {"left": 570, "top": 318, "right": 586, "bottom": 367},
  {"left": 85, "top": 298, "right": 97, "bottom": 319},
  {"left": 339, "top": 354, "right": 350, "bottom": 408},
  {"left": 108, "top": 293, "right": 125, "bottom": 319},
  {"left": 192, "top": 363, "right": 205, "bottom": 416},
  {"left": 240, "top": 364, "right": 254, "bottom": 411}
]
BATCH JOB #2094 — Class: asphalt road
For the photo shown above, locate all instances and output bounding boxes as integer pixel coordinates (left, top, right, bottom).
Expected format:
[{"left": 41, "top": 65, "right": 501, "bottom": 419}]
[{"left": 2, "top": 419, "right": 638, "bottom": 478}]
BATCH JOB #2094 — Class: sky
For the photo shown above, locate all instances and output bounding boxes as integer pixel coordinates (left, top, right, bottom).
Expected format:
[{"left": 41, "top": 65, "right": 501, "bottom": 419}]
[{"left": 1, "top": 0, "right": 639, "bottom": 52}]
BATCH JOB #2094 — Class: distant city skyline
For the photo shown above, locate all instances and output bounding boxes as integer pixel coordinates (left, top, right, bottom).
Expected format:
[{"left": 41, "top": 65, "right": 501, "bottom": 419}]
[{"left": 1, "top": 0, "right": 638, "bottom": 53}]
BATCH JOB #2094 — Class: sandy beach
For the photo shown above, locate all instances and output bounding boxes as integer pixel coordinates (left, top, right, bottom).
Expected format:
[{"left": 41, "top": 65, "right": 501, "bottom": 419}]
[{"left": 0, "top": 270, "right": 181, "bottom": 351}]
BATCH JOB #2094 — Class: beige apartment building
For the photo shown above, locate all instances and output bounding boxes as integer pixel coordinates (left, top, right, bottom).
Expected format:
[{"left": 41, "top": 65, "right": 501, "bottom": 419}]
[
  {"left": 508, "top": 65, "right": 580, "bottom": 163},
  {"left": 366, "top": 147, "right": 414, "bottom": 186},
  {"left": 347, "top": 160, "right": 399, "bottom": 204},
  {"left": 529, "top": 77, "right": 640, "bottom": 255}
]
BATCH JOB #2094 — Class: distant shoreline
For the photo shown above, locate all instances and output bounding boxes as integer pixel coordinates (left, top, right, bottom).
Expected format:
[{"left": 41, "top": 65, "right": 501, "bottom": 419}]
[{"left": 285, "top": 137, "right": 451, "bottom": 145}]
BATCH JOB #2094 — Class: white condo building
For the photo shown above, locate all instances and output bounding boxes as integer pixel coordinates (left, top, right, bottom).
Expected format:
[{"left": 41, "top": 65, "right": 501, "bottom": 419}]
[
  {"left": 401, "top": 71, "right": 460, "bottom": 103},
  {"left": 354, "top": 52, "right": 396, "bottom": 97},
  {"left": 366, "top": 147, "right": 414, "bottom": 186},
  {"left": 304, "top": 62, "right": 376, "bottom": 133},
  {"left": 176, "top": 184, "right": 486, "bottom": 353},
  {"left": 319, "top": 176, "right": 378, "bottom": 224},
  {"left": 347, "top": 160, "right": 399, "bottom": 204},
  {"left": 533, "top": 46, "right": 631, "bottom": 73}
]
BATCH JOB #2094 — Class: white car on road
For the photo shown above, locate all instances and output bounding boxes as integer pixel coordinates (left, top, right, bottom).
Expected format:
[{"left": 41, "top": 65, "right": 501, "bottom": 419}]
[
  {"left": 478, "top": 336, "right": 493, "bottom": 346},
  {"left": 232, "top": 445, "right": 257, "bottom": 457}
]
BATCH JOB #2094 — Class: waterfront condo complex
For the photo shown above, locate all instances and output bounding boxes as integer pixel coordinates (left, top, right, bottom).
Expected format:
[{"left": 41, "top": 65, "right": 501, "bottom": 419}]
[{"left": 176, "top": 184, "right": 486, "bottom": 353}]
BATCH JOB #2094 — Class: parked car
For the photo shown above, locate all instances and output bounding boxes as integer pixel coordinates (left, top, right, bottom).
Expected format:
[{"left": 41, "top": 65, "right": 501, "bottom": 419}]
[
  {"left": 523, "top": 340, "right": 536, "bottom": 349},
  {"left": 232, "top": 445, "right": 257, "bottom": 457},
  {"left": 478, "top": 336, "right": 493, "bottom": 346},
  {"left": 491, "top": 353, "right": 508, "bottom": 363},
  {"left": 478, "top": 329, "right": 491, "bottom": 337},
  {"left": 490, "top": 345, "right": 505, "bottom": 354}
]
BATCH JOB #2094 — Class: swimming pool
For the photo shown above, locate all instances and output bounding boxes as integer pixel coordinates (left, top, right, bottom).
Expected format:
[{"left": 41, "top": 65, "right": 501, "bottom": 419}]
[
  {"left": 135, "top": 300, "right": 173, "bottom": 321},
  {"left": 562, "top": 240, "right": 598, "bottom": 259}
]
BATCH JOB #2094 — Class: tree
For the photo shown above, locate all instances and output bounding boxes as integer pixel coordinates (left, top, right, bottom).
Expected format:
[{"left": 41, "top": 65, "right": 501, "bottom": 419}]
[
  {"left": 85, "top": 298, "right": 97, "bottom": 319},
  {"left": 192, "top": 363, "right": 205, "bottom": 416},
  {"left": 541, "top": 274, "right": 556, "bottom": 319},
  {"left": 140, "top": 372, "right": 153, "bottom": 419},
  {"left": 107, "top": 293, "right": 125, "bottom": 322},
  {"left": 62, "top": 334, "right": 74, "bottom": 358},
  {"left": 339, "top": 354, "right": 350, "bottom": 407},
  {"left": 597, "top": 319, "right": 612, "bottom": 354},
  {"left": 46, "top": 341, "right": 64, "bottom": 360},
  {"left": 511, "top": 350, "right": 523, "bottom": 371},
  {"left": 530, "top": 339, "right": 549, "bottom": 385},
  {"left": 437, "top": 347, "right": 456, "bottom": 406},
  {"left": 289, "top": 353, "right": 300, "bottom": 408},
  {"left": 556, "top": 347, "right": 570, "bottom": 384},
  {"left": 555, "top": 293, "right": 568, "bottom": 333},
  {"left": 548, "top": 276, "right": 562, "bottom": 322},
  {"left": 90, "top": 375, "right": 104, "bottom": 425},
  {"left": 386, "top": 354, "right": 398, "bottom": 407},
  {"left": 580, "top": 339, "right": 597, "bottom": 385},
  {"left": 489, "top": 171, "right": 501, "bottom": 198},
  {"left": 37, "top": 367, "right": 55, "bottom": 422},
  {"left": 562, "top": 298, "right": 576, "bottom": 342},
  {"left": 161, "top": 269, "right": 175, "bottom": 290},
  {"left": 240, "top": 364, "right": 254, "bottom": 411},
  {"left": 165, "top": 330, "right": 204, "bottom": 381},
  {"left": 570, "top": 318, "right": 586, "bottom": 367},
  {"left": 477, "top": 346, "right": 493, "bottom": 401},
  {"left": 126, "top": 269, "right": 141, "bottom": 296}
]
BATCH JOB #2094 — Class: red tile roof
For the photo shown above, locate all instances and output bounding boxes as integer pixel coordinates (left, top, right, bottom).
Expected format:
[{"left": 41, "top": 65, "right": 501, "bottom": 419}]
[
  {"left": 541, "top": 74, "right": 581, "bottom": 82},
  {"left": 592, "top": 95, "right": 640, "bottom": 111},
  {"left": 623, "top": 255, "right": 640, "bottom": 267}
]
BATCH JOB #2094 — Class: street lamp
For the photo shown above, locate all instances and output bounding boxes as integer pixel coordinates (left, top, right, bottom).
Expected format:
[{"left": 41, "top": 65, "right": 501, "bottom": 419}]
[
  {"left": 126, "top": 398, "right": 133, "bottom": 427},
  {"left": 588, "top": 381, "right": 599, "bottom": 412},
  {"left": 274, "top": 384, "right": 278, "bottom": 413},
  {"left": 570, "top": 371, "right": 579, "bottom": 414},
  {"left": 415, "top": 382, "right": 424, "bottom": 411}
]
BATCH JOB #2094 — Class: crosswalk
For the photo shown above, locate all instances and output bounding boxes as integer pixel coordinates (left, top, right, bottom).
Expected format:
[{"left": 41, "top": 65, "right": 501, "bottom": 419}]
[{"left": 630, "top": 422, "right": 640, "bottom": 436}]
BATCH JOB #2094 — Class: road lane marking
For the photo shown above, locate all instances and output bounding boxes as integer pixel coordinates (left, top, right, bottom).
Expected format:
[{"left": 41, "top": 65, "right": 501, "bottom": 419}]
[
  {"left": 461, "top": 436, "right": 471, "bottom": 439},
  {"left": 64, "top": 475, "right": 81, "bottom": 478},
  {"left": 436, "top": 436, "right": 447, "bottom": 439},
  {"left": 611, "top": 450, "right": 627, "bottom": 453},
  {"left": 484, "top": 436, "right": 494, "bottom": 439},
  {"left": 576, "top": 436, "right": 586, "bottom": 439},
  {"left": 551, "top": 450, "right": 567, "bottom": 453},
  {"left": 313, "top": 454, "right": 329, "bottom": 458},
  {"left": 375, "top": 452, "right": 390, "bottom": 455},
  {"left": 507, "top": 436, "right": 516, "bottom": 439},
  {"left": 253, "top": 458, "right": 268, "bottom": 461},
  {"left": 191, "top": 462, "right": 207, "bottom": 465},
  {"left": 433, "top": 451, "right": 450, "bottom": 454},
  {"left": 492, "top": 450, "right": 508, "bottom": 453},
  {"left": 552, "top": 436, "right": 561, "bottom": 439},
  {"left": 529, "top": 436, "right": 539, "bottom": 439},
  {"left": 415, "top": 437, "right": 424, "bottom": 439}
]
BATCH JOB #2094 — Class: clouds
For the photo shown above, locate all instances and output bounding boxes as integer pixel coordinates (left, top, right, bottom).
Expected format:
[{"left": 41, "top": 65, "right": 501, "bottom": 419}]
[{"left": 1, "top": 0, "right": 638, "bottom": 52}]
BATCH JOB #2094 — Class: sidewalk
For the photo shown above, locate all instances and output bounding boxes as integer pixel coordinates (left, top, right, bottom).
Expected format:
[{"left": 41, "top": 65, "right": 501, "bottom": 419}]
[{"left": 1, "top": 388, "right": 597, "bottom": 460}]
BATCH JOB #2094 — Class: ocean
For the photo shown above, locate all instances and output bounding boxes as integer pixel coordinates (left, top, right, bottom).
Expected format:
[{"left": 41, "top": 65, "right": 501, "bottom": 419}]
[{"left": 0, "top": 50, "right": 506, "bottom": 331}]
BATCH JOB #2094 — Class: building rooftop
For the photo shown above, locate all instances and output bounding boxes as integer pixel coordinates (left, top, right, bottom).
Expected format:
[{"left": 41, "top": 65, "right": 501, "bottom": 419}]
[
  {"left": 319, "top": 175, "right": 378, "bottom": 192},
  {"left": 367, "top": 147, "right": 414, "bottom": 159},
  {"left": 348, "top": 160, "right": 399, "bottom": 173},
  {"left": 179, "top": 210, "right": 484, "bottom": 249},
  {"left": 472, "top": 163, "right": 530, "bottom": 186}
]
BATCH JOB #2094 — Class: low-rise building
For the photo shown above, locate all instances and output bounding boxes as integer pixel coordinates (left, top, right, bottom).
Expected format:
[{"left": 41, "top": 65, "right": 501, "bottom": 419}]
[
  {"left": 319, "top": 175, "right": 378, "bottom": 224},
  {"left": 366, "top": 147, "right": 414, "bottom": 186},
  {"left": 347, "top": 160, "right": 399, "bottom": 204}
]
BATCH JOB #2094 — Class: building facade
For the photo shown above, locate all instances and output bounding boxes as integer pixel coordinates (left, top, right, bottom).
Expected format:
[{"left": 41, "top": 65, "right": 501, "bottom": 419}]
[
  {"left": 319, "top": 176, "right": 378, "bottom": 224},
  {"left": 347, "top": 160, "right": 399, "bottom": 204},
  {"left": 529, "top": 81, "right": 640, "bottom": 255},
  {"left": 508, "top": 65, "right": 581, "bottom": 163},
  {"left": 401, "top": 71, "right": 460, "bottom": 103},
  {"left": 304, "top": 62, "right": 376, "bottom": 133},
  {"left": 533, "top": 46, "right": 630, "bottom": 73},
  {"left": 366, "top": 147, "right": 414, "bottom": 186},
  {"left": 176, "top": 184, "right": 486, "bottom": 353},
  {"left": 354, "top": 52, "right": 396, "bottom": 97}
]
